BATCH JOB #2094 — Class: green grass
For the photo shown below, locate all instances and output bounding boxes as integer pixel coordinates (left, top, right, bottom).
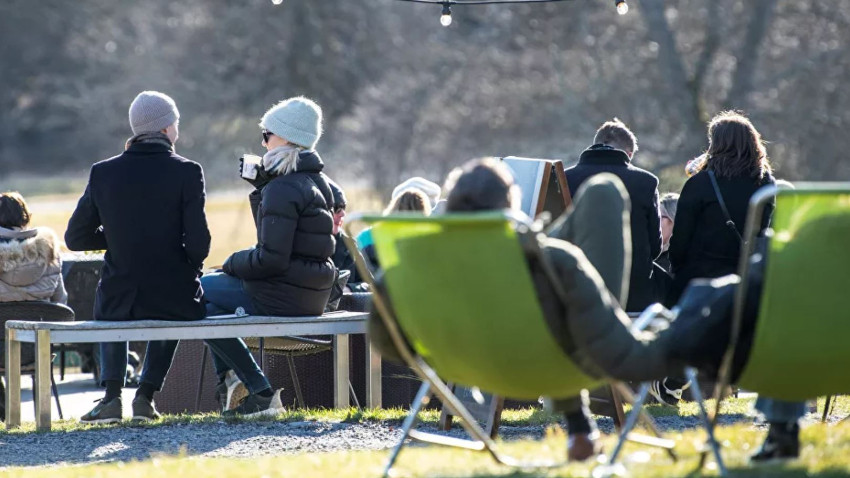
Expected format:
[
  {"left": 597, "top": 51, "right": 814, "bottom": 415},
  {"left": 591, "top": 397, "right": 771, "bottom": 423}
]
[
  {"left": 3, "top": 396, "right": 847, "bottom": 436},
  {"left": 4, "top": 422, "right": 850, "bottom": 477}
]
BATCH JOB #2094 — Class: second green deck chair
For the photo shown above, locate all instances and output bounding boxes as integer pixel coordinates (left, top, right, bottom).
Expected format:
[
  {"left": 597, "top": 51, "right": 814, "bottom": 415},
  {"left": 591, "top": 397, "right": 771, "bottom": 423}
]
[
  {"left": 695, "top": 183, "right": 850, "bottom": 475},
  {"left": 344, "top": 212, "right": 676, "bottom": 477}
]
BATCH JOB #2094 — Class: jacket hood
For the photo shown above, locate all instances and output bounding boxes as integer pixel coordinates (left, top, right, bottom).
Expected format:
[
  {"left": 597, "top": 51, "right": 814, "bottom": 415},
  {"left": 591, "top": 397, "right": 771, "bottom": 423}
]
[
  {"left": 0, "top": 228, "right": 61, "bottom": 287},
  {"left": 579, "top": 144, "right": 631, "bottom": 166},
  {"left": 295, "top": 150, "right": 324, "bottom": 174}
]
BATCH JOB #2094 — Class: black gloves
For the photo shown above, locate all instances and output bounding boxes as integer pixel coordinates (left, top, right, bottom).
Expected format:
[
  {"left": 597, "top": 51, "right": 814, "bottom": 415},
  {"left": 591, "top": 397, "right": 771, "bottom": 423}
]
[{"left": 239, "top": 156, "right": 273, "bottom": 190}]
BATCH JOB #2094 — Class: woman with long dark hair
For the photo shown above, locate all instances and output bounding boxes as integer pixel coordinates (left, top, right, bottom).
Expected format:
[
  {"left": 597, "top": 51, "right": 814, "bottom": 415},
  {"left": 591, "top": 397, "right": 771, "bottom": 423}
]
[{"left": 668, "top": 111, "right": 775, "bottom": 303}]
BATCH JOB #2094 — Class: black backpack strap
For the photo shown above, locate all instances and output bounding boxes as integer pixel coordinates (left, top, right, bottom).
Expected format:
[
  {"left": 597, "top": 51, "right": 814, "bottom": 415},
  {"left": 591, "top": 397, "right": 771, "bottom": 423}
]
[{"left": 708, "top": 170, "right": 744, "bottom": 243}]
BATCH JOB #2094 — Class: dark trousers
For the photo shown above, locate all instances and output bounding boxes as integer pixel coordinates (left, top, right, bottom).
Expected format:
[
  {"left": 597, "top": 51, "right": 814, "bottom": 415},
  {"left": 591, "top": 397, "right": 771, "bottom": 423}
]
[{"left": 98, "top": 274, "right": 271, "bottom": 394}]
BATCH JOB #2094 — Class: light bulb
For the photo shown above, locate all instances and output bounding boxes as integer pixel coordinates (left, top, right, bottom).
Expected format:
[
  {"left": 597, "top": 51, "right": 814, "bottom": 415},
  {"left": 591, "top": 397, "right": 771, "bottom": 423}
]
[
  {"left": 616, "top": 0, "right": 629, "bottom": 15},
  {"left": 271, "top": 0, "right": 283, "bottom": 5},
  {"left": 440, "top": 13, "right": 452, "bottom": 27}
]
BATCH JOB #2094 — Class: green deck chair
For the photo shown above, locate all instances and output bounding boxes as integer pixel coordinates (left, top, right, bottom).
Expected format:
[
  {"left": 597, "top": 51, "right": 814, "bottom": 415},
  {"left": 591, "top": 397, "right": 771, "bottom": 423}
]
[
  {"left": 344, "top": 212, "right": 676, "bottom": 477},
  {"left": 694, "top": 183, "right": 850, "bottom": 475}
]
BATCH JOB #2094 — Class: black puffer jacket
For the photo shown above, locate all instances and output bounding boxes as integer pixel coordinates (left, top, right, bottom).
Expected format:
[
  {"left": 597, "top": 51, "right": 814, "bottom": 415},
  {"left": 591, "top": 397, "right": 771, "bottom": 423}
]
[{"left": 223, "top": 151, "right": 336, "bottom": 316}]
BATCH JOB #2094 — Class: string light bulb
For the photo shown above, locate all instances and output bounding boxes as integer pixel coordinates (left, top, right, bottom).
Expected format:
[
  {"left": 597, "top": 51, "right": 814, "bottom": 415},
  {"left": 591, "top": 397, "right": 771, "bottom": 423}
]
[
  {"left": 271, "top": 0, "right": 283, "bottom": 5},
  {"left": 615, "top": 0, "right": 628, "bottom": 15},
  {"left": 440, "top": 4, "right": 452, "bottom": 27}
]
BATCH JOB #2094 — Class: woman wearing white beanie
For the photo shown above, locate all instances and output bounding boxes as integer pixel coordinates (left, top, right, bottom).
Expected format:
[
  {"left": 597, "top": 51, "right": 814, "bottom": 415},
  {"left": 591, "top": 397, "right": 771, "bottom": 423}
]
[{"left": 201, "top": 97, "right": 338, "bottom": 409}]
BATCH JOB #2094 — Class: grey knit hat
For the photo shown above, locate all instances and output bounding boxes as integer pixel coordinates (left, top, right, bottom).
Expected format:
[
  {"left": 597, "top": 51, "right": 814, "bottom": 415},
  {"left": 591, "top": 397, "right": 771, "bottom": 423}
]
[
  {"left": 260, "top": 97, "right": 323, "bottom": 150},
  {"left": 129, "top": 91, "right": 180, "bottom": 135}
]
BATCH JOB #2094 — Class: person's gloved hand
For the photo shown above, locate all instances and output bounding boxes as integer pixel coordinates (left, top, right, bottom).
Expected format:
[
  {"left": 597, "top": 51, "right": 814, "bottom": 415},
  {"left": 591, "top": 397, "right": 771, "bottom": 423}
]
[{"left": 239, "top": 156, "right": 273, "bottom": 190}]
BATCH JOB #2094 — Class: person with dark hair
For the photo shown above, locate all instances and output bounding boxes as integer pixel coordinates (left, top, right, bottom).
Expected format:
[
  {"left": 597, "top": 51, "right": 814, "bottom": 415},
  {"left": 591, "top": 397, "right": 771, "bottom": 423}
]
[
  {"left": 328, "top": 180, "right": 369, "bottom": 293},
  {"left": 564, "top": 119, "right": 662, "bottom": 313},
  {"left": 0, "top": 192, "right": 68, "bottom": 421},
  {"left": 669, "top": 111, "right": 775, "bottom": 303},
  {"left": 66, "top": 91, "right": 279, "bottom": 423},
  {"left": 0, "top": 192, "right": 67, "bottom": 305}
]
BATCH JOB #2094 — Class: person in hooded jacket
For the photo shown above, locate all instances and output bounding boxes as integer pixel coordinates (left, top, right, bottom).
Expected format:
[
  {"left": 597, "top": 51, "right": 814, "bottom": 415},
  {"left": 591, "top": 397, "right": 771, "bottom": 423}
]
[
  {"left": 202, "top": 96, "right": 337, "bottom": 410},
  {"left": 0, "top": 192, "right": 68, "bottom": 421},
  {"left": 0, "top": 192, "right": 67, "bottom": 305}
]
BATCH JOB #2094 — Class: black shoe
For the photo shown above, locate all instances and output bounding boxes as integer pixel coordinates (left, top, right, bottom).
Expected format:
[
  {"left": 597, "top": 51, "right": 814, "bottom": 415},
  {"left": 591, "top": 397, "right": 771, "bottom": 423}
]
[
  {"left": 649, "top": 378, "right": 689, "bottom": 407},
  {"left": 81, "top": 397, "right": 122, "bottom": 424},
  {"left": 131, "top": 395, "right": 161, "bottom": 422},
  {"left": 751, "top": 422, "right": 800, "bottom": 462},
  {"left": 222, "top": 389, "right": 283, "bottom": 418}
]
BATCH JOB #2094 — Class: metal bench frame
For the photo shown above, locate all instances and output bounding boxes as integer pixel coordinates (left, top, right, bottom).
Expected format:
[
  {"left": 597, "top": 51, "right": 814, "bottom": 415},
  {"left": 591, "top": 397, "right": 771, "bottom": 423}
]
[{"left": 5, "top": 311, "right": 381, "bottom": 431}]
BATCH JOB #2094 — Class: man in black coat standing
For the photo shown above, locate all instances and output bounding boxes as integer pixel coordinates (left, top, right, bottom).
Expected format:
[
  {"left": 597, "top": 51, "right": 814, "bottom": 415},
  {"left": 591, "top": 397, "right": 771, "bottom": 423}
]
[
  {"left": 66, "top": 91, "right": 278, "bottom": 423},
  {"left": 564, "top": 119, "right": 662, "bottom": 312}
]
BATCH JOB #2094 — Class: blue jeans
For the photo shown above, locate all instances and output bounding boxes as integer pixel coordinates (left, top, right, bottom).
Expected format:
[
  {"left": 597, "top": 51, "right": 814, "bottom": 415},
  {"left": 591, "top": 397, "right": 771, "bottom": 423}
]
[
  {"left": 200, "top": 272, "right": 270, "bottom": 393},
  {"left": 755, "top": 398, "right": 807, "bottom": 423}
]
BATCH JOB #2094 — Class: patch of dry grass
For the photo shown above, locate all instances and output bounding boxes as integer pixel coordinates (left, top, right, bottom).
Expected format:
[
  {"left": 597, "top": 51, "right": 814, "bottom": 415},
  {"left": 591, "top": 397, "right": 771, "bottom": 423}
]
[{"left": 26, "top": 187, "right": 383, "bottom": 267}]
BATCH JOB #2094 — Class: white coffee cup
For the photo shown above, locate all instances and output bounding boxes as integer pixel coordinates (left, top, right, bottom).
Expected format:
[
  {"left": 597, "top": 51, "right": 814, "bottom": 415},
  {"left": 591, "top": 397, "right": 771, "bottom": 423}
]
[{"left": 241, "top": 154, "right": 262, "bottom": 180}]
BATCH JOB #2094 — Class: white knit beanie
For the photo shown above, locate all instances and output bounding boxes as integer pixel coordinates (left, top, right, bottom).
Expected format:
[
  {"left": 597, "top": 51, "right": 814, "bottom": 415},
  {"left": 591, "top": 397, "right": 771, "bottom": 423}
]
[
  {"left": 260, "top": 97, "right": 323, "bottom": 150},
  {"left": 129, "top": 91, "right": 180, "bottom": 135},
  {"left": 392, "top": 177, "right": 442, "bottom": 206}
]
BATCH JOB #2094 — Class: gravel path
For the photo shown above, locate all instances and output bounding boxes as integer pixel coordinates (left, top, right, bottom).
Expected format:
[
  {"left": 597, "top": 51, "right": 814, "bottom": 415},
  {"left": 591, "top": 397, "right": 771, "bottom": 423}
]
[{"left": 0, "top": 411, "right": 835, "bottom": 469}]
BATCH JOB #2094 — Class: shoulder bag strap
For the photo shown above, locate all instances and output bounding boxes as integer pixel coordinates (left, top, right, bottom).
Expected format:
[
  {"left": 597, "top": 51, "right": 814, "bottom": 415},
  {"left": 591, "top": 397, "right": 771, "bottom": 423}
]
[{"left": 707, "top": 170, "right": 744, "bottom": 243}]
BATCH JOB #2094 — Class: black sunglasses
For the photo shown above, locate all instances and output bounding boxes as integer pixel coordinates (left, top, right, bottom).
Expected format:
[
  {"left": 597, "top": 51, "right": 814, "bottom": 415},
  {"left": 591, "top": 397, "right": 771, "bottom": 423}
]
[{"left": 261, "top": 129, "right": 274, "bottom": 143}]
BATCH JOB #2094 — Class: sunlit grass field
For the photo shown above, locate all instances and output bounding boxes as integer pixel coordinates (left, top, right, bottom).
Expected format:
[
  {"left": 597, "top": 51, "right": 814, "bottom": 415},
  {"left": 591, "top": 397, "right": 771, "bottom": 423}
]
[
  {"left": 26, "top": 188, "right": 383, "bottom": 267},
  {"left": 1, "top": 398, "right": 849, "bottom": 477}
]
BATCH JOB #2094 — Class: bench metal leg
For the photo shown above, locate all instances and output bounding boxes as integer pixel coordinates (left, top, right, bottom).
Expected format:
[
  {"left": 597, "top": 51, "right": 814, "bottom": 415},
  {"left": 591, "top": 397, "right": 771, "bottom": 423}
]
[
  {"left": 35, "top": 329, "right": 52, "bottom": 431},
  {"left": 5, "top": 328, "right": 21, "bottom": 428},
  {"left": 195, "top": 345, "right": 209, "bottom": 413},
  {"left": 366, "top": 340, "right": 382, "bottom": 409},
  {"left": 286, "top": 355, "right": 306, "bottom": 409},
  {"left": 333, "top": 334, "right": 350, "bottom": 409},
  {"left": 51, "top": 372, "right": 63, "bottom": 420}
]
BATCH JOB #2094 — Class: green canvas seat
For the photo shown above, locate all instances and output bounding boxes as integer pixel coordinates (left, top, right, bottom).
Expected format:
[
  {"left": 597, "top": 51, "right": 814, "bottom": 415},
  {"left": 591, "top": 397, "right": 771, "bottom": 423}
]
[
  {"left": 735, "top": 188, "right": 850, "bottom": 400},
  {"left": 370, "top": 213, "right": 601, "bottom": 399},
  {"left": 345, "top": 212, "right": 675, "bottom": 477},
  {"left": 693, "top": 183, "right": 850, "bottom": 475}
]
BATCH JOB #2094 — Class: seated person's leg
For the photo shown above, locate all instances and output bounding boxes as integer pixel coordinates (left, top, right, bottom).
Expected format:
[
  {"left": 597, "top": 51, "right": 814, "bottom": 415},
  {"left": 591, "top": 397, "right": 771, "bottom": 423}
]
[
  {"left": 551, "top": 391, "right": 599, "bottom": 461},
  {"left": 81, "top": 341, "right": 128, "bottom": 423},
  {"left": 751, "top": 398, "right": 806, "bottom": 461},
  {"left": 200, "top": 272, "right": 258, "bottom": 380},
  {"left": 132, "top": 340, "right": 180, "bottom": 420},
  {"left": 201, "top": 272, "right": 254, "bottom": 316},
  {"left": 204, "top": 338, "right": 271, "bottom": 395},
  {"left": 548, "top": 173, "right": 631, "bottom": 306}
]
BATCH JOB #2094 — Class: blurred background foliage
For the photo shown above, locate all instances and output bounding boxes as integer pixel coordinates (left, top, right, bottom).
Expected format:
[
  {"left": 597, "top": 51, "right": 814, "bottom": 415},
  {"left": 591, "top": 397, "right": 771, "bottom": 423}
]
[{"left": 1, "top": 0, "right": 848, "bottom": 199}]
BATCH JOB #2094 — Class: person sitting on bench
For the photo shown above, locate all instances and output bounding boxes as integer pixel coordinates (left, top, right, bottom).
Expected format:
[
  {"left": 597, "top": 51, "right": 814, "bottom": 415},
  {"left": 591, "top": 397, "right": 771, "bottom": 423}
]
[{"left": 66, "top": 91, "right": 281, "bottom": 422}]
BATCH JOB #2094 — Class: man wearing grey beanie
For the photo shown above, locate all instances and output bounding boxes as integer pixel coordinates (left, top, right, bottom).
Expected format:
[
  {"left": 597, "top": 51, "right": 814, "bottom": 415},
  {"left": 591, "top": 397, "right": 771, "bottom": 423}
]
[{"left": 67, "top": 91, "right": 280, "bottom": 424}]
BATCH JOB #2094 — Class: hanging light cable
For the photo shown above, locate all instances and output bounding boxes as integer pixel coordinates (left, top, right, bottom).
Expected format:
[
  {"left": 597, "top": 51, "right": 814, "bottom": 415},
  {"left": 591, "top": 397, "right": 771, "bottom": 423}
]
[{"left": 385, "top": 0, "right": 628, "bottom": 25}]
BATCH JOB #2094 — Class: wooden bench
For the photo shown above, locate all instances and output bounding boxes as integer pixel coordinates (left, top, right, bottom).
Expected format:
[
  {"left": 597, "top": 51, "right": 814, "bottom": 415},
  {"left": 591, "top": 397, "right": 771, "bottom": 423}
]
[{"left": 4, "top": 311, "right": 381, "bottom": 431}]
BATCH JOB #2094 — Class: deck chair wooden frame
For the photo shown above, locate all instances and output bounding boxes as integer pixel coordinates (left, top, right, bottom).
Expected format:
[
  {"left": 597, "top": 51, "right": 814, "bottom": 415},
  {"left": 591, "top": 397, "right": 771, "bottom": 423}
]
[
  {"left": 344, "top": 212, "right": 676, "bottom": 477},
  {"left": 692, "top": 183, "right": 850, "bottom": 475}
]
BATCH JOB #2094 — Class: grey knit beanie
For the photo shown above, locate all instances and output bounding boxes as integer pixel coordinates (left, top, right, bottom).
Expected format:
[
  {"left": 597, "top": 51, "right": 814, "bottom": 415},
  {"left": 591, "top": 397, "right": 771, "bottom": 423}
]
[
  {"left": 260, "top": 97, "right": 323, "bottom": 150},
  {"left": 129, "top": 91, "right": 180, "bottom": 135}
]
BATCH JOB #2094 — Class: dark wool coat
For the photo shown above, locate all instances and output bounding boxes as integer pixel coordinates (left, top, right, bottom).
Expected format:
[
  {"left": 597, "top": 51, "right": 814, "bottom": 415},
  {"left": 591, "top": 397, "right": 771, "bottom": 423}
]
[
  {"left": 65, "top": 142, "right": 210, "bottom": 321},
  {"left": 564, "top": 145, "right": 662, "bottom": 312},
  {"left": 223, "top": 151, "right": 336, "bottom": 316},
  {"left": 667, "top": 170, "right": 775, "bottom": 303}
]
